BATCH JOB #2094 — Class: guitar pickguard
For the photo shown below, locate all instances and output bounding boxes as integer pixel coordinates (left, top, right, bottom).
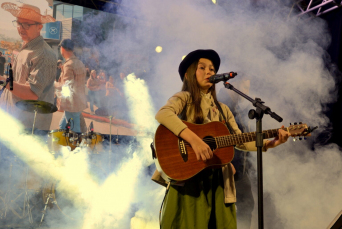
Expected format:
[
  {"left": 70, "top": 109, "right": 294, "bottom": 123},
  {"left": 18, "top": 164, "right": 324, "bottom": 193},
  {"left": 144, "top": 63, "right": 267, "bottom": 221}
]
[{"left": 178, "top": 138, "right": 188, "bottom": 162}]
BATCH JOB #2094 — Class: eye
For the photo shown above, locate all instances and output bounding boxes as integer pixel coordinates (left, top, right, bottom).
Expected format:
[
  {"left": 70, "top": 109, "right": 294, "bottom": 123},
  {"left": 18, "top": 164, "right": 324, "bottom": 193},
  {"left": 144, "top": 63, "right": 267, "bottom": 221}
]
[
  {"left": 22, "top": 23, "right": 30, "bottom": 28},
  {"left": 210, "top": 69, "right": 215, "bottom": 72}
]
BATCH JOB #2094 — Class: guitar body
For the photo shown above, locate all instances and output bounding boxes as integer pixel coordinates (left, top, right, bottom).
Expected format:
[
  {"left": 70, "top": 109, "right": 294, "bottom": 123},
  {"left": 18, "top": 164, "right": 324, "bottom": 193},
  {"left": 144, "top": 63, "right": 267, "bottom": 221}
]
[{"left": 154, "top": 121, "right": 235, "bottom": 181}]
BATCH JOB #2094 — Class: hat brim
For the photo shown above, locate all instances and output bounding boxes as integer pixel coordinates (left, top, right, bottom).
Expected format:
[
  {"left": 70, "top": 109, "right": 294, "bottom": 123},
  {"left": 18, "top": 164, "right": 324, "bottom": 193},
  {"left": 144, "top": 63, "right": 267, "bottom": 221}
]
[
  {"left": 178, "top": 49, "right": 220, "bottom": 81},
  {"left": 1, "top": 2, "right": 56, "bottom": 24}
]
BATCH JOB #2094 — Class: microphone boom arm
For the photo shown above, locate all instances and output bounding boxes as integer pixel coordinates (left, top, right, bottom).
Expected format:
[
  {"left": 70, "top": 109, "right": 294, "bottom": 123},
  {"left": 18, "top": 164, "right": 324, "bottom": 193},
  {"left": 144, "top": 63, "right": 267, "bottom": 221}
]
[{"left": 224, "top": 82, "right": 282, "bottom": 122}]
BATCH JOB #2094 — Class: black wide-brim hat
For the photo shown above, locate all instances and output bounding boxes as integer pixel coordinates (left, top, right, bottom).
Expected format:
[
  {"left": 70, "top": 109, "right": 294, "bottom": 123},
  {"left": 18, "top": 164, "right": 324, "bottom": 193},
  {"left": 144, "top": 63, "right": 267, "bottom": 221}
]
[{"left": 178, "top": 49, "right": 220, "bottom": 81}]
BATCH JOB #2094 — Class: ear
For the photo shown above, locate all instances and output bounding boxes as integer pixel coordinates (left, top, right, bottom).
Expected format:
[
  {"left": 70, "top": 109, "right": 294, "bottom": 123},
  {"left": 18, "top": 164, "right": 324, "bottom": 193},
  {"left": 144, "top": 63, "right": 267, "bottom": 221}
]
[
  {"left": 185, "top": 73, "right": 188, "bottom": 80},
  {"left": 37, "top": 23, "right": 43, "bottom": 31}
]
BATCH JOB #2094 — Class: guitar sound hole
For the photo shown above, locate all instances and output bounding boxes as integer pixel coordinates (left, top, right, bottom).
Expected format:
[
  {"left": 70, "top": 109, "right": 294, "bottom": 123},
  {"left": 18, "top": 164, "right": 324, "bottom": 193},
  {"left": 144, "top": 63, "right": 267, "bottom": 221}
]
[{"left": 203, "top": 136, "right": 217, "bottom": 151}]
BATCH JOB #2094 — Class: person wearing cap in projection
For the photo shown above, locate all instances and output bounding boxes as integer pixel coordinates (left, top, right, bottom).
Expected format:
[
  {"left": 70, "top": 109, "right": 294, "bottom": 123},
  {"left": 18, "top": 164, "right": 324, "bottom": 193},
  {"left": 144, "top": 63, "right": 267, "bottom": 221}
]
[
  {"left": 54, "top": 39, "right": 87, "bottom": 133},
  {"left": 0, "top": 2, "right": 56, "bottom": 132}
]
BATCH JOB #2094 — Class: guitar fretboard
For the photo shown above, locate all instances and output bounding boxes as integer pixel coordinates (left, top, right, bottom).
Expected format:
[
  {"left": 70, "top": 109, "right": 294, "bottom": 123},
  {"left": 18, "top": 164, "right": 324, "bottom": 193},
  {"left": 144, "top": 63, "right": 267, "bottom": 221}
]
[{"left": 215, "top": 128, "right": 284, "bottom": 148}]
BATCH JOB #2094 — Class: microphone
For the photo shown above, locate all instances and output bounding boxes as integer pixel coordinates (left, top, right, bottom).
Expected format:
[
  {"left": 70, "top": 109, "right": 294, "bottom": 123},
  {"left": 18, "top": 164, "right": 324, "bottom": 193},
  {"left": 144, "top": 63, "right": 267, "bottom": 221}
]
[
  {"left": 87, "top": 121, "right": 94, "bottom": 144},
  {"left": 89, "top": 121, "right": 94, "bottom": 134},
  {"left": 209, "top": 72, "right": 237, "bottom": 84},
  {"left": 8, "top": 63, "right": 13, "bottom": 91},
  {"left": 65, "top": 118, "right": 72, "bottom": 131}
]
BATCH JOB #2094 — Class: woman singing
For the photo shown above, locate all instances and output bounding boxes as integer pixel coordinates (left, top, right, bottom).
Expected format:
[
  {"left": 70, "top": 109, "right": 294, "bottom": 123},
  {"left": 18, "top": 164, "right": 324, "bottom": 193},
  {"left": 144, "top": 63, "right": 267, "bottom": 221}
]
[{"left": 153, "top": 49, "right": 290, "bottom": 229}]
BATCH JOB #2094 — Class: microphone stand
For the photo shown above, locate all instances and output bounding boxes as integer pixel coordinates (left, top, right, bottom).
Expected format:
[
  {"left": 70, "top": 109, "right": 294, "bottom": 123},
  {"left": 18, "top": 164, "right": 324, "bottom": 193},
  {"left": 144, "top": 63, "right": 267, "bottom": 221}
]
[
  {"left": 223, "top": 81, "right": 282, "bottom": 229},
  {"left": 108, "top": 115, "right": 113, "bottom": 171}
]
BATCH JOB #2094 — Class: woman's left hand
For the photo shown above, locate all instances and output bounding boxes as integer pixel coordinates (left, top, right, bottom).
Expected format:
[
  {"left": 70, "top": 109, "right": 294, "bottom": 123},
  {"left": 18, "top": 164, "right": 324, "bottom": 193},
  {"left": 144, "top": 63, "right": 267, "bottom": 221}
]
[{"left": 266, "top": 125, "right": 291, "bottom": 149}]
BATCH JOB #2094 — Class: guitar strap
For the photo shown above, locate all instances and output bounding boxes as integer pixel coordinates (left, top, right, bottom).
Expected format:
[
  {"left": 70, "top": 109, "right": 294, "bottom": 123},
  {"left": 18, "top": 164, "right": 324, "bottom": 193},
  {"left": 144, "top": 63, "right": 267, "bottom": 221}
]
[
  {"left": 178, "top": 101, "right": 187, "bottom": 121},
  {"left": 150, "top": 142, "right": 156, "bottom": 159},
  {"left": 214, "top": 100, "right": 236, "bottom": 135}
]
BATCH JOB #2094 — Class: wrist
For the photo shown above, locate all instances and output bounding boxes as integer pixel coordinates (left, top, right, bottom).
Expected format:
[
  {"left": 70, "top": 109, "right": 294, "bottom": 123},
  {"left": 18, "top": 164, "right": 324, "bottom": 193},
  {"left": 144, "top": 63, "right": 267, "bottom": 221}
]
[
  {"left": 265, "top": 139, "right": 275, "bottom": 150},
  {"left": 179, "top": 128, "right": 200, "bottom": 145}
]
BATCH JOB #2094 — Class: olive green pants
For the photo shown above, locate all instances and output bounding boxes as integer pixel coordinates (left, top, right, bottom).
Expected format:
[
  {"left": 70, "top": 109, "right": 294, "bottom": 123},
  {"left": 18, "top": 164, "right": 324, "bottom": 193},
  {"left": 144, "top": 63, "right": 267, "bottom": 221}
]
[{"left": 161, "top": 169, "right": 237, "bottom": 229}]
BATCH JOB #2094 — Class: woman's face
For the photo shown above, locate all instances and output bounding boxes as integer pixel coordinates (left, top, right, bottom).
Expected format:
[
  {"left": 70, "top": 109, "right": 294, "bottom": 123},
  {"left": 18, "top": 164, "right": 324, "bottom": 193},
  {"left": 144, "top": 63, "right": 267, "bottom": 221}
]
[
  {"left": 91, "top": 71, "right": 96, "bottom": 78},
  {"left": 195, "top": 58, "right": 215, "bottom": 93}
]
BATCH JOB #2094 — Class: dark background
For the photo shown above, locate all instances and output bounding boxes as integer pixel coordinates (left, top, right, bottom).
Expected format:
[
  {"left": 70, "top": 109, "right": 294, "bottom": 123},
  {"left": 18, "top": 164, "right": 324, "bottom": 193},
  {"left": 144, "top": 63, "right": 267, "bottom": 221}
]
[{"left": 321, "top": 8, "right": 342, "bottom": 147}]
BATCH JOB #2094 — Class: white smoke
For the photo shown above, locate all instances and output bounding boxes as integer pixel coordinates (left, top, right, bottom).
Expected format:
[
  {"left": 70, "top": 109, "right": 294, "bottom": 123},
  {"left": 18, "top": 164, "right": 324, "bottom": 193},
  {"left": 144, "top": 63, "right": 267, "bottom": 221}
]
[
  {"left": 1, "top": 0, "right": 341, "bottom": 228},
  {"left": 123, "top": 73, "right": 165, "bottom": 228},
  {"left": 0, "top": 105, "right": 160, "bottom": 228},
  {"left": 108, "top": 0, "right": 341, "bottom": 228}
]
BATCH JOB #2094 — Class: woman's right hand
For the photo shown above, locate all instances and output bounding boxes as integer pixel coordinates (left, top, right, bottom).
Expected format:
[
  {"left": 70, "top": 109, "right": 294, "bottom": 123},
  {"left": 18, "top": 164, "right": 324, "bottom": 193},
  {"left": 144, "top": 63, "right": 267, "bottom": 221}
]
[
  {"left": 179, "top": 128, "right": 213, "bottom": 161},
  {"left": 191, "top": 138, "right": 213, "bottom": 161}
]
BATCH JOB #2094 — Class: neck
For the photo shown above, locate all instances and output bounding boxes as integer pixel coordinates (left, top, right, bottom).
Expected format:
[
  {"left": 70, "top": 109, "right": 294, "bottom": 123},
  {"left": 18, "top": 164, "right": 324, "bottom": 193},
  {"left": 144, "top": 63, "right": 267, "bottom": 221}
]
[
  {"left": 201, "top": 89, "right": 209, "bottom": 94},
  {"left": 63, "top": 52, "right": 73, "bottom": 60},
  {"left": 216, "top": 128, "right": 282, "bottom": 148},
  {"left": 22, "top": 34, "right": 40, "bottom": 46}
]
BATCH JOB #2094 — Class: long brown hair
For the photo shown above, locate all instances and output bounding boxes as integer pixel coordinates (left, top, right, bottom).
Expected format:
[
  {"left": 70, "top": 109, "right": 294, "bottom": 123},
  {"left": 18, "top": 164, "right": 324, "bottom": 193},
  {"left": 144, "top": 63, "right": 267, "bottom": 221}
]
[{"left": 181, "top": 59, "right": 219, "bottom": 124}]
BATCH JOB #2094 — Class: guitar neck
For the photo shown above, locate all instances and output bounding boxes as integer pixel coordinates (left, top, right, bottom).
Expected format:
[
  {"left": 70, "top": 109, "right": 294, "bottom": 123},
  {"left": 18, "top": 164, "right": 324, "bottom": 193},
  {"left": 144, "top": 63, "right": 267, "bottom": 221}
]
[{"left": 216, "top": 128, "right": 285, "bottom": 148}]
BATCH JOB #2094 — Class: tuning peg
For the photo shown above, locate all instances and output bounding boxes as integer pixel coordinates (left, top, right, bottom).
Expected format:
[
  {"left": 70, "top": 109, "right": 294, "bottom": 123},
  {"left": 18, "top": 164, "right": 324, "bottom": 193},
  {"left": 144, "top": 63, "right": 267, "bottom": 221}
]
[
  {"left": 304, "top": 137, "right": 307, "bottom": 140},
  {"left": 299, "top": 137, "right": 302, "bottom": 141},
  {"left": 299, "top": 122, "right": 302, "bottom": 124},
  {"left": 293, "top": 138, "right": 296, "bottom": 142},
  {"left": 294, "top": 122, "right": 297, "bottom": 125},
  {"left": 290, "top": 123, "right": 292, "bottom": 125}
]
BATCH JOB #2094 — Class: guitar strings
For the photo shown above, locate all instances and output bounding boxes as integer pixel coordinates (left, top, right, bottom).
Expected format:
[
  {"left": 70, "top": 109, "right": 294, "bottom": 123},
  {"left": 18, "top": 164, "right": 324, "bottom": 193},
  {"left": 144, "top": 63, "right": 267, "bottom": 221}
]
[
  {"left": 181, "top": 126, "right": 304, "bottom": 148},
  {"left": 181, "top": 129, "right": 281, "bottom": 147}
]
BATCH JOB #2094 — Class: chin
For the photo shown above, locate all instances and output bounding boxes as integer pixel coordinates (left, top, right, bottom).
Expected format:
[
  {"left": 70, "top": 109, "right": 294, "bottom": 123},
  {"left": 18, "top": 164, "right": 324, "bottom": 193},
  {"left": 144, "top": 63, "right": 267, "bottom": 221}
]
[{"left": 20, "top": 35, "right": 28, "bottom": 41}]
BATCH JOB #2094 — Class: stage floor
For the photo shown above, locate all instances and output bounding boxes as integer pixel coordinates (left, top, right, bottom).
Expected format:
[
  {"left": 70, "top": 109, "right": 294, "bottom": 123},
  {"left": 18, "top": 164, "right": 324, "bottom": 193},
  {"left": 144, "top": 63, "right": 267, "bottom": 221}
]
[{"left": 49, "top": 103, "right": 137, "bottom": 136}]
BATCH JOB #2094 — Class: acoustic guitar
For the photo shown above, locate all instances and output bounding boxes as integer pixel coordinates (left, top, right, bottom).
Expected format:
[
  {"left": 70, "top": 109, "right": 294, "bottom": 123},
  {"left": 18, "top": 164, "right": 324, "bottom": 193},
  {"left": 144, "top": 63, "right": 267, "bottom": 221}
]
[{"left": 154, "top": 121, "right": 311, "bottom": 182}]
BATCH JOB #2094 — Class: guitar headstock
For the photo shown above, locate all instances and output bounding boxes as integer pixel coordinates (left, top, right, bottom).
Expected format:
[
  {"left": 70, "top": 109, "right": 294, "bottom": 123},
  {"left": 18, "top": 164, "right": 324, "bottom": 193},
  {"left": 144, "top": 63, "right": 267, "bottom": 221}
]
[{"left": 286, "top": 122, "right": 317, "bottom": 141}]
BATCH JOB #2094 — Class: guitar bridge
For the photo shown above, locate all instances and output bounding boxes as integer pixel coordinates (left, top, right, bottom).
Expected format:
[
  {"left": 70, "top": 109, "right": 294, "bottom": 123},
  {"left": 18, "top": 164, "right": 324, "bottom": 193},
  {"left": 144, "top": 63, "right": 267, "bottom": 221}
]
[{"left": 178, "top": 139, "right": 188, "bottom": 162}]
